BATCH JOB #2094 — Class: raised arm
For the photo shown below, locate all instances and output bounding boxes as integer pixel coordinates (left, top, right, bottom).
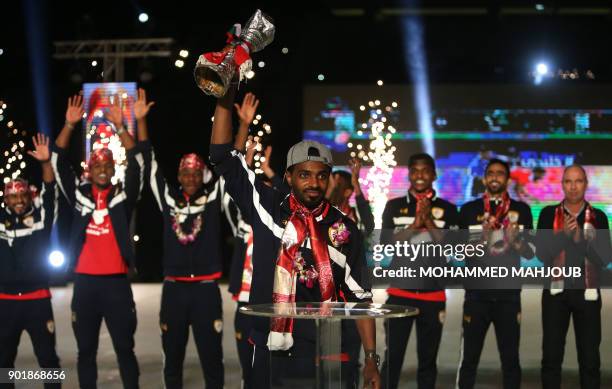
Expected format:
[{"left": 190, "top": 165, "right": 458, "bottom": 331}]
[
  {"left": 52, "top": 95, "right": 84, "bottom": 205},
  {"left": 134, "top": 88, "right": 155, "bottom": 142},
  {"left": 55, "top": 94, "right": 84, "bottom": 149},
  {"left": 28, "top": 133, "right": 54, "bottom": 184},
  {"left": 105, "top": 94, "right": 136, "bottom": 150},
  {"left": 233, "top": 92, "right": 259, "bottom": 152},
  {"left": 29, "top": 133, "right": 56, "bottom": 229},
  {"left": 211, "top": 87, "right": 236, "bottom": 145}
]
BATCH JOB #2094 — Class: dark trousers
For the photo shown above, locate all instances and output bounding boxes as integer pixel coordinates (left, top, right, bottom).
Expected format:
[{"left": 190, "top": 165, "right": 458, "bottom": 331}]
[
  {"left": 0, "top": 298, "right": 61, "bottom": 389},
  {"left": 235, "top": 302, "right": 253, "bottom": 389},
  {"left": 250, "top": 330, "right": 361, "bottom": 389},
  {"left": 72, "top": 274, "right": 139, "bottom": 389},
  {"left": 541, "top": 289, "right": 601, "bottom": 389},
  {"left": 160, "top": 281, "right": 224, "bottom": 389},
  {"left": 381, "top": 296, "right": 445, "bottom": 389},
  {"left": 457, "top": 299, "right": 521, "bottom": 389}
]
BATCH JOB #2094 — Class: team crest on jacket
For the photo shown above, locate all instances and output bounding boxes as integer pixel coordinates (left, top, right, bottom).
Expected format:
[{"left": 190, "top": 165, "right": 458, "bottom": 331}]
[
  {"left": 508, "top": 211, "right": 519, "bottom": 224},
  {"left": 46, "top": 320, "right": 55, "bottom": 334},
  {"left": 213, "top": 319, "right": 223, "bottom": 333},
  {"left": 22, "top": 216, "right": 34, "bottom": 228},
  {"left": 432, "top": 207, "right": 444, "bottom": 220},
  {"left": 400, "top": 207, "right": 409, "bottom": 215},
  {"left": 328, "top": 221, "right": 350, "bottom": 247}
]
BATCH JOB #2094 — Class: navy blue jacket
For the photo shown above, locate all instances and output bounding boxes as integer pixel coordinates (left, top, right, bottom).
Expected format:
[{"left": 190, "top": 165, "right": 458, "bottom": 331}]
[
  {"left": 210, "top": 143, "right": 372, "bottom": 344},
  {"left": 0, "top": 182, "right": 57, "bottom": 293},
  {"left": 50, "top": 144, "right": 144, "bottom": 271},
  {"left": 140, "top": 140, "right": 223, "bottom": 278}
]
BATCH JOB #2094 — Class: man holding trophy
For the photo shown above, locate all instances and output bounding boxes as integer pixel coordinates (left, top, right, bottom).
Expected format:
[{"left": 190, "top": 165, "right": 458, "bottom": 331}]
[{"left": 197, "top": 10, "right": 381, "bottom": 388}]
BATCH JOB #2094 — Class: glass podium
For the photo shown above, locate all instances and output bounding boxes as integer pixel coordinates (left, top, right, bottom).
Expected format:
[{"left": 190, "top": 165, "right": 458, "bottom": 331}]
[{"left": 240, "top": 302, "right": 418, "bottom": 388}]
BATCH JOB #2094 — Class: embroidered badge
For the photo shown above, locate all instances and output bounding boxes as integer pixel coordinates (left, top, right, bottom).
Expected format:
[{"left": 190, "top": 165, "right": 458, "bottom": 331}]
[
  {"left": 508, "top": 211, "right": 519, "bottom": 224},
  {"left": 400, "top": 207, "right": 409, "bottom": 215},
  {"left": 439, "top": 310, "right": 446, "bottom": 324},
  {"left": 195, "top": 195, "right": 208, "bottom": 205},
  {"left": 328, "top": 221, "right": 350, "bottom": 247},
  {"left": 22, "top": 216, "right": 34, "bottom": 228},
  {"left": 46, "top": 320, "right": 55, "bottom": 334},
  {"left": 214, "top": 319, "right": 223, "bottom": 333},
  {"left": 432, "top": 207, "right": 444, "bottom": 220}
]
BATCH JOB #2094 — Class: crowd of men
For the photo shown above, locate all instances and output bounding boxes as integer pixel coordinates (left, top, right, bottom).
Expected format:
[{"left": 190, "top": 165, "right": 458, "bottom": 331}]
[{"left": 0, "top": 86, "right": 610, "bottom": 389}]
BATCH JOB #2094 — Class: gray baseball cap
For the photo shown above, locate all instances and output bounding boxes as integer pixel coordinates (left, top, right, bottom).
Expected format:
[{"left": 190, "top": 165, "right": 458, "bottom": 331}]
[{"left": 286, "top": 140, "right": 334, "bottom": 170}]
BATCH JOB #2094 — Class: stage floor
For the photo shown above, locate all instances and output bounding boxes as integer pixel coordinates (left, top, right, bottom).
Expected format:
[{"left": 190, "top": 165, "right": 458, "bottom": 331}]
[{"left": 12, "top": 285, "right": 612, "bottom": 388}]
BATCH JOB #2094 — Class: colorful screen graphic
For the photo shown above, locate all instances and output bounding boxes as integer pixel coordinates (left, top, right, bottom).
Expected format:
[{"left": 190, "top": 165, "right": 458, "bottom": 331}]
[
  {"left": 82, "top": 82, "right": 137, "bottom": 184},
  {"left": 304, "top": 85, "right": 612, "bottom": 227}
]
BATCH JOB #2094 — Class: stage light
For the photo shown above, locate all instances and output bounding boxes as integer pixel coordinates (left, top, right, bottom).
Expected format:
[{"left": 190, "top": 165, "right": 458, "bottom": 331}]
[
  {"left": 258, "top": 61, "right": 265, "bottom": 68},
  {"left": 535, "top": 4, "right": 545, "bottom": 11},
  {"left": 245, "top": 70, "right": 255, "bottom": 79},
  {"left": 49, "top": 250, "right": 65, "bottom": 268},
  {"left": 377, "top": 80, "right": 384, "bottom": 86},
  {"left": 91, "top": 60, "right": 97, "bottom": 67},
  {"left": 0, "top": 49, "right": 3, "bottom": 56},
  {"left": 317, "top": 74, "right": 325, "bottom": 81},
  {"left": 402, "top": 16, "right": 435, "bottom": 156},
  {"left": 138, "top": 12, "right": 149, "bottom": 23},
  {"left": 282, "top": 47, "right": 289, "bottom": 54},
  {"left": 536, "top": 63, "right": 548, "bottom": 75},
  {"left": 179, "top": 50, "right": 189, "bottom": 58},
  {"left": 174, "top": 59, "right": 185, "bottom": 68},
  {"left": 133, "top": 235, "right": 140, "bottom": 242}
]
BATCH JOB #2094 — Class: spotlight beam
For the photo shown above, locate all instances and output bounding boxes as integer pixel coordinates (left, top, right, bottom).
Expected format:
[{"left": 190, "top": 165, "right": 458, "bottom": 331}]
[{"left": 402, "top": 13, "right": 435, "bottom": 157}]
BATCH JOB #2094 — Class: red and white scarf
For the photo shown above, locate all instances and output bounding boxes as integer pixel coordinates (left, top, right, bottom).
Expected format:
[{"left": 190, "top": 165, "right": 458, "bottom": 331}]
[
  {"left": 237, "top": 227, "right": 253, "bottom": 303},
  {"left": 483, "top": 191, "right": 512, "bottom": 255},
  {"left": 551, "top": 201, "right": 599, "bottom": 300},
  {"left": 268, "top": 194, "right": 336, "bottom": 350},
  {"left": 483, "top": 191, "right": 511, "bottom": 229}
]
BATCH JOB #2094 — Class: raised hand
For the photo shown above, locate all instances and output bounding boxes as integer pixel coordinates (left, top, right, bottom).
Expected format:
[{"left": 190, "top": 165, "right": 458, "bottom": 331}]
[
  {"left": 65, "top": 94, "right": 85, "bottom": 125},
  {"left": 134, "top": 88, "right": 155, "bottom": 119},
  {"left": 27, "top": 133, "right": 50, "bottom": 162},
  {"left": 105, "top": 95, "right": 123, "bottom": 128},
  {"left": 261, "top": 145, "right": 275, "bottom": 178},
  {"left": 234, "top": 92, "right": 260, "bottom": 125},
  {"left": 245, "top": 135, "right": 257, "bottom": 167}
]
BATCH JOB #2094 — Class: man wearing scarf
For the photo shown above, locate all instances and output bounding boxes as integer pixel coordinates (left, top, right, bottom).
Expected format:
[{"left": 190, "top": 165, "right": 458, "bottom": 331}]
[
  {"left": 209, "top": 87, "right": 380, "bottom": 389},
  {"left": 536, "top": 165, "right": 611, "bottom": 389},
  {"left": 51, "top": 94, "right": 144, "bottom": 389},
  {"left": 456, "top": 158, "right": 535, "bottom": 389},
  {"left": 0, "top": 134, "right": 60, "bottom": 388},
  {"left": 378, "top": 153, "right": 459, "bottom": 389},
  {"left": 135, "top": 88, "right": 225, "bottom": 388}
]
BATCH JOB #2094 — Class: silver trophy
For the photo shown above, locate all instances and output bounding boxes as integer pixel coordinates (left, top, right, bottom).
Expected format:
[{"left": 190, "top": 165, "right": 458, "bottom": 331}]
[{"left": 194, "top": 9, "right": 275, "bottom": 97}]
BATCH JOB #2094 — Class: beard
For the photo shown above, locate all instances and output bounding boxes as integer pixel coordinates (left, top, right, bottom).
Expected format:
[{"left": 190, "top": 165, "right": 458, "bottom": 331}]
[{"left": 293, "top": 188, "right": 324, "bottom": 209}]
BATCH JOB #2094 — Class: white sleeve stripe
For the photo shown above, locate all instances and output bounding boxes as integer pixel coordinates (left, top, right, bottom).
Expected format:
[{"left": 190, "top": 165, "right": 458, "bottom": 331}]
[
  {"left": 236, "top": 153, "right": 284, "bottom": 239},
  {"left": 50, "top": 152, "right": 76, "bottom": 204},
  {"left": 149, "top": 152, "right": 164, "bottom": 211},
  {"left": 327, "top": 245, "right": 372, "bottom": 300},
  {"left": 134, "top": 152, "right": 145, "bottom": 200}
]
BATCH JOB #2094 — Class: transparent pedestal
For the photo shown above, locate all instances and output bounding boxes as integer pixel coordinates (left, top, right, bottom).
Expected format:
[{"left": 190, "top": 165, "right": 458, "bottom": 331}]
[{"left": 240, "top": 302, "right": 418, "bottom": 389}]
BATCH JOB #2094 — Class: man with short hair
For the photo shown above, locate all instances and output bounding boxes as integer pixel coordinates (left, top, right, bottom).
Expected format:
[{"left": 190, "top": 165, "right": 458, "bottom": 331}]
[
  {"left": 456, "top": 158, "right": 535, "bottom": 389},
  {"left": 136, "top": 88, "right": 225, "bottom": 389},
  {"left": 379, "top": 153, "right": 459, "bottom": 389},
  {"left": 51, "top": 94, "right": 144, "bottom": 389},
  {"left": 537, "top": 165, "right": 611, "bottom": 389},
  {"left": 0, "top": 134, "right": 60, "bottom": 389},
  {"left": 209, "top": 87, "right": 381, "bottom": 389}
]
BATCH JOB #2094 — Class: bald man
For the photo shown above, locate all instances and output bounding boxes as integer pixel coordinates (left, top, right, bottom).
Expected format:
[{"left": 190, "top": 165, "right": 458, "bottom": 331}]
[{"left": 536, "top": 165, "right": 611, "bottom": 389}]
